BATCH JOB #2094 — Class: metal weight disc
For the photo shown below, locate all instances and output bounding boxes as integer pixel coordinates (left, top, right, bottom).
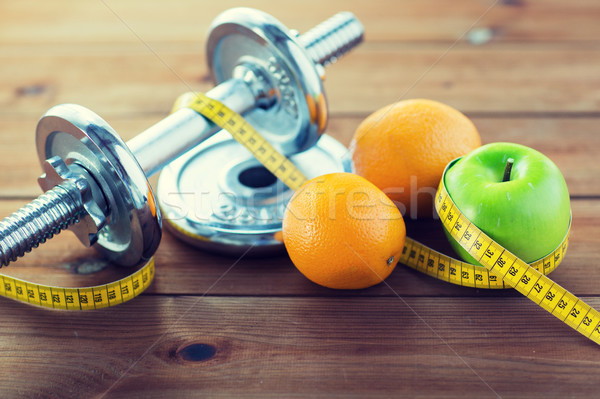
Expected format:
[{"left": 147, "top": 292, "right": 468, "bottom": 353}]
[
  {"left": 207, "top": 7, "right": 327, "bottom": 155},
  {"left": 36, "top": 104, "right": 162, "bottom": 266},
  {"left": 157, "top": 132, "right": 351, "bottom": 256}
]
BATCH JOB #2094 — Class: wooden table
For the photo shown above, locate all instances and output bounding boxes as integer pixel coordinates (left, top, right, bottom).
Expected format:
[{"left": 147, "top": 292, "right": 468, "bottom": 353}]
[{"left": 1, "top": 1, "right": 599, "bottom": 397}]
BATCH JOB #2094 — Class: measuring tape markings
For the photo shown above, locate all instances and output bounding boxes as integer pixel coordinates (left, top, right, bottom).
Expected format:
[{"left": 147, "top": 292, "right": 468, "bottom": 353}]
[
  {"left": 400, "top": 230, "right": 566, "bottom": 290},
  {"left": 0, "top": 88, "right": 305, "bottom": 311},
  {"left": 175, "top": 91, "right": 600, "bottom": 345},
  {"left": 0, "top": 258, "right": 154, "bottom": 310},
  {"left": 436, "top": 182, "right": 600, "bottom": 342},
  {"left": 175, "top": 92, "right": 308, "bottom": 191}
]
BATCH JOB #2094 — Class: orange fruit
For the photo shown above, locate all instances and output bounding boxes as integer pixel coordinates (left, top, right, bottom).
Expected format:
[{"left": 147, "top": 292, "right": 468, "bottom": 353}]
[
  {"left": 282, "top": 172, "right": 406, "bottom": 289},
  {"left": 351, "top": 99, "right": 481, "bottom": 218}
]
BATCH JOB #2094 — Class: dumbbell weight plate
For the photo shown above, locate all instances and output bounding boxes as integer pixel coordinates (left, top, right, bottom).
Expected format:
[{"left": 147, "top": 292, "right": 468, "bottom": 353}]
[
  {"left": 36, "top": 104, "right": 162, "bottom": 266},
  {"left": 157, "top": 131, "right": 350, "bottom": 256},
  {"left": 207, "top": 7, "right": 327, "bottom": 155}
]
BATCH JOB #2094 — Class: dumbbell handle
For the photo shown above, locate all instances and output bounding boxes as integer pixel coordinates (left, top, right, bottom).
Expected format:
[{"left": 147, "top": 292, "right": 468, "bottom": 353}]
[
  {"left": 127, "top": 11, "right": 363, "bottom": 177},
  {"left": 2, "top": 10, "right": 364, "bottom": 268},
  {"left": 127, "top": 78, "right": 254, "bottom": 177}
]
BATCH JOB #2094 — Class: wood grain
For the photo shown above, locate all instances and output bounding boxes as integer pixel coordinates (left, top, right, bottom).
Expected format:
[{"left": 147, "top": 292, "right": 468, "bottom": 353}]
[
  {"left": 0, "top": 116, "right": 598, "bottom": 197},
  {"left": 0, "top": 296, "right": 599, "bottom": 398},
  {"left": 1, "top": 42, "right": 599, "bottom": 118},
  {"left": 1, "top": 1, "right": 600, "bottom": 398},
  {"left": 0, "top": 199, "right": 596, "bottom": 299},
  {"left": 1, "top": 0, "right": 599, "bottom": 44}
]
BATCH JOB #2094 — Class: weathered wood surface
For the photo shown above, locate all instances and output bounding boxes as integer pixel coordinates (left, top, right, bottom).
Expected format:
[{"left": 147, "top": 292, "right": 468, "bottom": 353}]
[
  {"left": 1, "top": 117, "right": 600, "bottom": 197},
  {"left": 0, "top": 199, "right": 597, "bottom": 300},
  {"left": 0, "top": 1, "right": 599, "bottom": 398},
  {"left": 1, "top": 0, "right": 599, "bottom": 44},
  {"left": 1, "top": 43, "right": 600, "bottom": 118},
  {"left": 2, "top": 296, "right": 600, "bottom": 398}
]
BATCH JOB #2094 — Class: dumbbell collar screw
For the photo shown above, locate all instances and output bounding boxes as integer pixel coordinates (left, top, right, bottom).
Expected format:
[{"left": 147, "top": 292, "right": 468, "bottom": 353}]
[{"left": 38, "top": 157, "right": 109, "bottom": 248}]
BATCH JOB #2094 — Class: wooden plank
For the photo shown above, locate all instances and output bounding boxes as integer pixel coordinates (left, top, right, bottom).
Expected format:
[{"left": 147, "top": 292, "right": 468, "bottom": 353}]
[
  {"left": 0, "top": 295, "right": 599, "bottom": 398},
  {"left": 0, "top": 116, "right": 598, "bottom": 197},
  {"left": 0, "top": 2, "right": 597, "bottom": 397},
  {"left": 0, "top": 199, "right": 597, "bottom": 298},
  {"left": 1, "top": 42, "right": 599, "bottom": 118},
  {"left": 0, "top": 0, "right": 599, "bottom": 44},
  {"left": 324, "top": 43, "right": 600, "bottom": 115}
]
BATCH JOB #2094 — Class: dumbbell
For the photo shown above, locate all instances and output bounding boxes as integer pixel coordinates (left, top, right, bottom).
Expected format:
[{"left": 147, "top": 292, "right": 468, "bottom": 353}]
[{"left": 0, "top": 8, "right": 363, "bottom": 266}]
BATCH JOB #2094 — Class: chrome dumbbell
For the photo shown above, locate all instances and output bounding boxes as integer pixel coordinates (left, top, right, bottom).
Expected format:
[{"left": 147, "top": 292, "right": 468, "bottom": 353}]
[{"left": 0, "top": 8, "right": 364, "bottom": 266}]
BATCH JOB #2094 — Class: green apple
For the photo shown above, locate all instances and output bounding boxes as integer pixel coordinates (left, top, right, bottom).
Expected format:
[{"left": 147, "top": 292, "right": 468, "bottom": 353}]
[{"left": 443, "top": 142, "right": 570, "bottom": 265}]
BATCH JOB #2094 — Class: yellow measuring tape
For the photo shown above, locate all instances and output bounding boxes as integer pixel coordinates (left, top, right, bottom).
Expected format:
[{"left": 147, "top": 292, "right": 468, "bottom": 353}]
[
  {"left": 0, "top": 259, "right": 154, "bottom": 310},
  {"left": 172, "top": 92, "right": 307, "bottom": 190},
  {"left": 174, "top": 91, "right": 600, "bottom": 345},
  {"left": 433, "top": 180, "right": 600, "bottom": 343}
]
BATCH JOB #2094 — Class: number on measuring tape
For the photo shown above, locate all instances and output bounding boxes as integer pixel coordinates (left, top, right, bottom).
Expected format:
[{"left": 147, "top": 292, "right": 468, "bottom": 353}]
[
  {"left": 173, "top": 91, "right": 599, "bottom": 345},
  {"left": 174, "top": 92, "right": 309, "bottom": 191},
  {"left": 0, "top": 258, "right": 155, "bottom": 310},
  {"left": 431, "top": 182, "right": 600, "bottom": 345}
]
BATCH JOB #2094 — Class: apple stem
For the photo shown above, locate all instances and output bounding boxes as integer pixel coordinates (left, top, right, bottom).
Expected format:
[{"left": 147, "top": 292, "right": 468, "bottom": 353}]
[{"left": 503, "top": 158, "right": 515, "bottom": 182}]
